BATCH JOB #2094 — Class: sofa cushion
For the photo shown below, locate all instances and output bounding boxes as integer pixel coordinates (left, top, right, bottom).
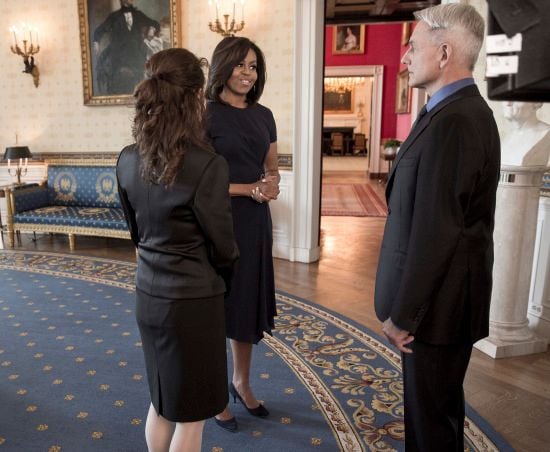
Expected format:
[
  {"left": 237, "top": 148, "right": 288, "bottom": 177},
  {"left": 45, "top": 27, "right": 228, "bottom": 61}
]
[
  {"left": 11, "top": 185, "right": 48, "bottom": 213},
  {"left": 14, "top": 206, "right": 127, "bottom": 230},
  {"left": 47, "top": 165, "right": 121, "bottom": 208}
]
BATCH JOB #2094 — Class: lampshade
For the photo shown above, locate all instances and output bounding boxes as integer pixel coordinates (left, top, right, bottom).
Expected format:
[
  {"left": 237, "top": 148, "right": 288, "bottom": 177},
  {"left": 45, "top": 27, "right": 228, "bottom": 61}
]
[{"left": 4, "top": 146, "right": 32, "bottom": 160}]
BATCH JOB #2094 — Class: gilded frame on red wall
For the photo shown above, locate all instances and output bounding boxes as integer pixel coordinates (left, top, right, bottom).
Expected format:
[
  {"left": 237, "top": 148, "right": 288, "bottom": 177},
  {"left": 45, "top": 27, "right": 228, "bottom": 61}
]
[
  {"left": 401, "top": 22, "right": 412, "bottom": 46},
  {"left": 395, "top": 69, "right": 411, "bottom": 114},
  {"left": 332, "top": 24, "right": 366, "bottom": 55}
]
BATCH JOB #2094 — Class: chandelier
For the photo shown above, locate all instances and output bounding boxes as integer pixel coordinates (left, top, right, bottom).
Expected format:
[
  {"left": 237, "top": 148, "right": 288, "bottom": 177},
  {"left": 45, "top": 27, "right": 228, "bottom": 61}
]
[
  {"left": 208, "top": 0, "right": 246, "bottom": 37},
  {"left": 324, "top": 76, "right": 365, "bottom": 93}
]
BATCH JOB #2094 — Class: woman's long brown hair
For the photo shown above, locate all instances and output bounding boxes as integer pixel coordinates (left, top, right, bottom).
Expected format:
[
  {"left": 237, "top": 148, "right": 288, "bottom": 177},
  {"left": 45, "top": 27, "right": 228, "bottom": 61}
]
[{"left": 133, "top": 48, "right": 211, "bottom": 186}]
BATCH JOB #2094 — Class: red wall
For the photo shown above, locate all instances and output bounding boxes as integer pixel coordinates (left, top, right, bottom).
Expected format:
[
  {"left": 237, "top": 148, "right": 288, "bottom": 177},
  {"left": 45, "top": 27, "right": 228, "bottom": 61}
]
[{"left": 325, "top": 23, "right": 403, "bottom": 139}]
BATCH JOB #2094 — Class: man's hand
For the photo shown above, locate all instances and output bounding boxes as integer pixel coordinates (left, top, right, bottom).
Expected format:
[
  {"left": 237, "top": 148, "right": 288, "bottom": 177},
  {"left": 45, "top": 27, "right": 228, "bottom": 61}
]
[{"left": 382, "top": 318, "right": 414, "bottom": 354}]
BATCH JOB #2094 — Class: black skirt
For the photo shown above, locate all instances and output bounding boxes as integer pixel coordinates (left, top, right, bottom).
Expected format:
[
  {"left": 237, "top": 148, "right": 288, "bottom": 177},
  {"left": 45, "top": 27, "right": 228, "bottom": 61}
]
[
  {"left": 225, "top": 198, "right": 277, "bottom": 344},
  {"left": 136, "top": 290, "right": 228, "bottom": 422}
]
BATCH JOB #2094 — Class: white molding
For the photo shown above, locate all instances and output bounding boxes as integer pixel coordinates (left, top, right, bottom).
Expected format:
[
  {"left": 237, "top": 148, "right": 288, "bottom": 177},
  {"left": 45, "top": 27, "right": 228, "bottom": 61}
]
[
  {"left": 271, "top": 170, "right": 292, "bottom": 260},
  {"left": 0, "top": 164, "right": 46, "bottom": 187}
]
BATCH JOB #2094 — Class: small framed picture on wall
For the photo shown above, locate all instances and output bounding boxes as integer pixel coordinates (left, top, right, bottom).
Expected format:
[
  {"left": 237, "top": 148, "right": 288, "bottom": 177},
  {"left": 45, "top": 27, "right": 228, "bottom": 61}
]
[
  {"left": 332, "top": 24, "right": 366, "bottom": 55},
  {"left": 401, "top": 22, "right": 412, "bottom": 46},
  {"left": 395, "top": 69, "right": 411, "bottom": 114}
]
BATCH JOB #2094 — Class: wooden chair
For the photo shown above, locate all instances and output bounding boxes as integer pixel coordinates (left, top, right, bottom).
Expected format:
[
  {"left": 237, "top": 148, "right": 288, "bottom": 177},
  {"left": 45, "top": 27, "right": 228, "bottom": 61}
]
[
  {"left": 330, "top": 132, "right": 344, "bottom": 155},
  {"left": 352, "top": 133, "right": 367, "bottom": 156}
]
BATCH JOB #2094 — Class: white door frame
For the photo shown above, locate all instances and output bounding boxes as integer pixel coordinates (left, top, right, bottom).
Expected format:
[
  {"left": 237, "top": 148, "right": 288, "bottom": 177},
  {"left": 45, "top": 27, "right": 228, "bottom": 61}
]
[{"left": 324, "top": 65, "right": 384, "bottom": 175}]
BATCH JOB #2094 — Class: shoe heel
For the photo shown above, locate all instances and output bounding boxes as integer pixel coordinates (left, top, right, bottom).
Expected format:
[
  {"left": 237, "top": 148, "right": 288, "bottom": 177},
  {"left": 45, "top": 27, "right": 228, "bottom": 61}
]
[{"left": 229, "top": 383, "right": 237, "bottom": 403}]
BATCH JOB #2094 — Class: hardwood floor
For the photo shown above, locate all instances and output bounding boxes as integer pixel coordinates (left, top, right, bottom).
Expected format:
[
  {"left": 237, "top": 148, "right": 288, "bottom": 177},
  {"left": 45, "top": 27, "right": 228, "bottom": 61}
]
[{"left": 2, "top": 171, "right": 549, "bottom": 451}]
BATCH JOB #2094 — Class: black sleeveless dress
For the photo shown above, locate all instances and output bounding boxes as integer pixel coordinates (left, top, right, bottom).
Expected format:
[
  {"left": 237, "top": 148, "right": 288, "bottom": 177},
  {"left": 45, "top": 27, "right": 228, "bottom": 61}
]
[{"left": 207, "top": 101, "right": 277, "bottom": 344}]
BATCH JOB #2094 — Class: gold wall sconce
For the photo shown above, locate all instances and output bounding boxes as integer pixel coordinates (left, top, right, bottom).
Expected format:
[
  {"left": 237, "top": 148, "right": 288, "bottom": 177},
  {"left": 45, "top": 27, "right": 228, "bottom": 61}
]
[
  {"left": 9, "top": 24, "right": 40, "bottom": 87},
  {"left": 4, "top": 145, "right": 33, "bottom": 185},
  {"left": 208, "top": 0, "right": 246, "bottom": 37}
]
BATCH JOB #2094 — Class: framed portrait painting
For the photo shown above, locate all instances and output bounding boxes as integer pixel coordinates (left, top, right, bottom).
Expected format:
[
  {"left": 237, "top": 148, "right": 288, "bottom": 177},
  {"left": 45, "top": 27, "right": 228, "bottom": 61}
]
[
  {"left": 395, "top": 69, "right": 411, "bottom": 114},
  {"left": 323, "top": 87, "right": 354, "bottom": 114},
  {"left": 332, "top": 24, "right": 365, "bottom": 55},
  {"left": 78, "top": 0, "right": 181, "bottom": 106}
]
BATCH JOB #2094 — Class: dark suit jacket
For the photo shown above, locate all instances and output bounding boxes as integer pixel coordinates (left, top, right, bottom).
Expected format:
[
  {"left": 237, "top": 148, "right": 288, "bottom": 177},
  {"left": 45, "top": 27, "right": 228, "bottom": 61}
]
[
  {"left": 374, "top": 85, "right": 500, "bottom": 344},
  {"left": 117, "top": 144, "right": 239, "bottom": 300}
]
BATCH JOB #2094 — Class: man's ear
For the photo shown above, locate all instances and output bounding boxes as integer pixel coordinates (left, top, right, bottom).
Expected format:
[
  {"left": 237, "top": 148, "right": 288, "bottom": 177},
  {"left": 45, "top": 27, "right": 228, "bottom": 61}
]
[{"left": 439, "top": 43, "right": 451, "bottom": 69}]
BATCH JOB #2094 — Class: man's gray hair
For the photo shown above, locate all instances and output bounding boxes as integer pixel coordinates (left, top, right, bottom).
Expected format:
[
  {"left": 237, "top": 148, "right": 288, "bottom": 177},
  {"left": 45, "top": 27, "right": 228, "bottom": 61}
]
[{"left": 414, "top": 3, "right": 484, "bottom": 71}]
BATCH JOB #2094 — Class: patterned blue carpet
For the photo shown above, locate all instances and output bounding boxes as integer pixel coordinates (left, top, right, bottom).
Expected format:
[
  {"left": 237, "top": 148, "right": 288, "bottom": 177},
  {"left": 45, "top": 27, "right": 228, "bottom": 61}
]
[{"left": 0, "top": 250, "right": 511, "bottom": 451}]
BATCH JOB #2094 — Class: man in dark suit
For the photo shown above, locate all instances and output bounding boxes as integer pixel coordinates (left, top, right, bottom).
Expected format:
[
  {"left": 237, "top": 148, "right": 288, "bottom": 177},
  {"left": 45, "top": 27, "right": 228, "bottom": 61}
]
[
  {"left": 93, "top": 0, "right": 160, "bottom": 95},
  {"left": 374, "top": 4, "right": 500, "bottom": 451}
]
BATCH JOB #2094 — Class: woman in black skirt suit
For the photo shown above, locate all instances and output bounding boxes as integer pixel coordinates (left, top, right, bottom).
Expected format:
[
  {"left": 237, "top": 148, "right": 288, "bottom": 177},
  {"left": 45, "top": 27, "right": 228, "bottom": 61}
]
[
  {"left": 205, "top": 37, "right": 280, "bottom": 432},
  {"left": 117, "top": 48, "right": 239, "bottom": 451}
]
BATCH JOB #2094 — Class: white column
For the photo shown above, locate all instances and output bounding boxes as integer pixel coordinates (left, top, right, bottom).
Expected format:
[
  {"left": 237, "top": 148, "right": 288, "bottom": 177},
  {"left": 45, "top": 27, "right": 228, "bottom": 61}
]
[
  {"left": 288, "top": 0, "right": 324, "bottom": 262},
  {"left": 475, "top": 166, "right": 549, "bottom": 358}
]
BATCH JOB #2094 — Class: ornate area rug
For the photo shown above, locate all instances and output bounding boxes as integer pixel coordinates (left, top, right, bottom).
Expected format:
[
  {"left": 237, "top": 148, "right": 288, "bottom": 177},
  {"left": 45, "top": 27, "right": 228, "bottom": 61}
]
[
  {"left": 0, "top": 251, "right": 511, "bottom": 451},
  {"left": 321, "top": 184, "right": 387, "bottom": 217}
]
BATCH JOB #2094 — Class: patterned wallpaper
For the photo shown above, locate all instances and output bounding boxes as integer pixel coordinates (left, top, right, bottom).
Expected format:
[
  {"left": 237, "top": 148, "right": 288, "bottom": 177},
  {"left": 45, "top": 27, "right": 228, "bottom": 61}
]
[{"left": 0, "top": 0, "right": 294, "bottom": 156}]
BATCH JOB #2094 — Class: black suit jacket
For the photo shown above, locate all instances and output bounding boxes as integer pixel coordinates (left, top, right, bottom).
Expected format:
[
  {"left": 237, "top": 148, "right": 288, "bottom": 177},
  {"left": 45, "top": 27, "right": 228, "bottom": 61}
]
[
  {"left": 374, "top": 85, "right": 500, "bottom": 344},
  {"left": 117, "top": 144, "right": 239, "bottom": 300}
]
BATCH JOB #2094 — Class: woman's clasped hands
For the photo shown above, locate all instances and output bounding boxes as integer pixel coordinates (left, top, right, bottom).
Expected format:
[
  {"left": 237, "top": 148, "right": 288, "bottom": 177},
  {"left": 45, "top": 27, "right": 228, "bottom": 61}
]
[{"left": 251, "top": 175, "right": 279, "bottom": 203}]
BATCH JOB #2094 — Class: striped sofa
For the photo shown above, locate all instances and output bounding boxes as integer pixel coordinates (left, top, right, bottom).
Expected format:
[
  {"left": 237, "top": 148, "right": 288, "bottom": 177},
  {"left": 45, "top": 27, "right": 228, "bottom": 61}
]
[{"left": 3, "top": 159, "right": 130, "bottom": 250}]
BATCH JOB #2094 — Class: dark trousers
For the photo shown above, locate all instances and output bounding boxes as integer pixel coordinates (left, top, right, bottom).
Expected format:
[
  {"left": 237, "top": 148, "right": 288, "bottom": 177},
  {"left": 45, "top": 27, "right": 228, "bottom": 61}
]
[{"left": 401, "top": 340, "right": 473, "bottom": 452}]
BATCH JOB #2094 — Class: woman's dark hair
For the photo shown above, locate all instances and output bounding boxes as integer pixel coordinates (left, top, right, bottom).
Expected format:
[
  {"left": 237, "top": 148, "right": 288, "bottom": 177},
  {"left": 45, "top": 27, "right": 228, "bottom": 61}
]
[
  {"left": 133, "top": 48, "right": 210, "bottom": 186},
  {"left": 205, "top": 37, "right": 266, "bottom": 105}
]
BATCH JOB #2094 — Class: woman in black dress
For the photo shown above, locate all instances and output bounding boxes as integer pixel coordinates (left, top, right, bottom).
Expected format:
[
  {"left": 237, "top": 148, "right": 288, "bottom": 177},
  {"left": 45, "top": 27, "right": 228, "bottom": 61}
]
[
  {"left": 117, "top": 48, "right": 239, "bottom": 451},
  {"left": 206, "top": 37, "right": 279, "bottom": 432}
]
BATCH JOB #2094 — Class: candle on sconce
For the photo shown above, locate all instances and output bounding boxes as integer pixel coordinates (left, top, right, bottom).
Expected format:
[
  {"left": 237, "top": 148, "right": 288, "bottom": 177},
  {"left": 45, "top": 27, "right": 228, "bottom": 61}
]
[
  {"left": 19, "top": 158, "right": 22, "bottom": 167},
  {"left": 10, "top": 26, "right": 18, "bottom": 47},
  {"left": 233, "top": 1, "right": 236, "bottom": 20},
  {"left": 7, "top": 159, "right": 11, "bottom": 169},
  {"left": 216, "top": 0, "right": 219, "bottom": 20},
  {"left": 241, "top": 0, "right": 245, "bottom": 21},
  {"left": 24, "top": 157, "right": 28, "bottom": 166}
]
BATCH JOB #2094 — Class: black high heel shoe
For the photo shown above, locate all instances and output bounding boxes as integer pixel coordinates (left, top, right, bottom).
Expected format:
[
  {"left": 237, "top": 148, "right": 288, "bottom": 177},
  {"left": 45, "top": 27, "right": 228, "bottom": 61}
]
[
  {"left": 229, "top": 383, "right": 269, "bottom": 418},
  {"left": 214, "top": 416, "right": 238, "bottom": 433}
]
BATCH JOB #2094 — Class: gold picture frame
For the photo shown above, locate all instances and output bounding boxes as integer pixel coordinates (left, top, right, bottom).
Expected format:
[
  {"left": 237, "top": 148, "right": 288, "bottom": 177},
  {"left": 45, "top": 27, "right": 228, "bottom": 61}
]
[
  {"left": 323, "top": 85, "right": 355, "bottom": 114},
  {"left": 401, "top": 22, "right": 412, "bottom": 46},
  {"left": 78, "top": 0, "right": 181, "bottom": 106},
  {"left": 395, "top": 69, "right": 411, "bottom": 114},
  {"left": 332, "top": 24, "right": 366, "bottom": 55}
]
